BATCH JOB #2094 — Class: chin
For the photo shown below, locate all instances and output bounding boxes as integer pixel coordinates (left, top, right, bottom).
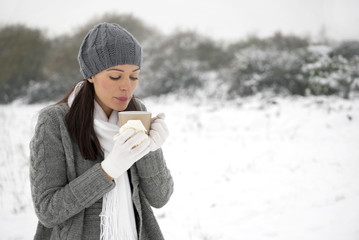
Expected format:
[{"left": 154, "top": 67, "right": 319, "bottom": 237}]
[{"left": 113, "top": 103, "right": 129, "bottom": 112}]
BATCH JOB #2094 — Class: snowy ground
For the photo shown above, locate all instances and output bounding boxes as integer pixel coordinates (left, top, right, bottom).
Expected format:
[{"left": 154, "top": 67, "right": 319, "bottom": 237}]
[{"left": 0, "top": 95, "right": 359, "bottom": 240}]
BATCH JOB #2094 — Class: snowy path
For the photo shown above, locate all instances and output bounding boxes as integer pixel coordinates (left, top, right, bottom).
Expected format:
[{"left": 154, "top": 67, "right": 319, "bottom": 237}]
[{"left": 0, "top": 96, "right": 358, "bottom": 240}]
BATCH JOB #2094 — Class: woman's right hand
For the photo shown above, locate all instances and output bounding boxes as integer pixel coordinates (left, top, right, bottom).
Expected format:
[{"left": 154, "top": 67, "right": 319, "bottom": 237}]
[{"left": 101, "top": 129, "right": 150, "bottom": 179}]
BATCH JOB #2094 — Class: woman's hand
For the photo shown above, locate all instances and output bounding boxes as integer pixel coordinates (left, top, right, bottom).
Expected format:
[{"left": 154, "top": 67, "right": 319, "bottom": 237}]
[
  {"left": 101, "top": 128, "right": 151, "bottom": 179},
  {"left": 149, "top": 113, "right": 169, "bottom": 151}
]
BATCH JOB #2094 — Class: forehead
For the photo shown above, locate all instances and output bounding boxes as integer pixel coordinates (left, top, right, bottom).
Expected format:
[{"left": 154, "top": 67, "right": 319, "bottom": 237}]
[{"left": 107, "top": 64, "right": 140, "bottom": 72}]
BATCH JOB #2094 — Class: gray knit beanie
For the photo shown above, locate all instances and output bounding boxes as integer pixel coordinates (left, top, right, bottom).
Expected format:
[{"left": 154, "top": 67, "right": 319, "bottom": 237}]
[{"left": 78, "top": 22, "right": 142, "bottom": 79}]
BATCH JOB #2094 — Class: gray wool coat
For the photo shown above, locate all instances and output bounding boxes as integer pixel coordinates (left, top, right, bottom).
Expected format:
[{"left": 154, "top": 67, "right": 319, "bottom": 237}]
[{"left": 29, "top": 101, "right": 174, "bottom": 240}]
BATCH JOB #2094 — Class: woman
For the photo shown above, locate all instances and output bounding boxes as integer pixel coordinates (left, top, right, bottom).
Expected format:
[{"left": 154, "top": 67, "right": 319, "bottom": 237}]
[{"left": 30, "top": 22, "right": 174, "bottom": 240}]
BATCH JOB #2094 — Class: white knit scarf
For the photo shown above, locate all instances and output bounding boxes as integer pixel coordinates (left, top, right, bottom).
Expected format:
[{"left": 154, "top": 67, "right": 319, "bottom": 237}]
[{"left": 68, "top": 81, "right": 138, "bottom": 240}]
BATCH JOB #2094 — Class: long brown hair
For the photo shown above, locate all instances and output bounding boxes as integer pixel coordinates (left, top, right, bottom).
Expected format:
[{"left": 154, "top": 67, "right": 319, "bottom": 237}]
[{"left": 58, "top": 80, "right": 140, "bottom": 160}]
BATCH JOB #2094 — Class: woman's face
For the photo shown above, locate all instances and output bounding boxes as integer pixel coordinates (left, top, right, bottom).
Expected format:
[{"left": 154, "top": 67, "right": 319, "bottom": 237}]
[{"left": 89, "top": 64, "right": 140, "bottom": 117}]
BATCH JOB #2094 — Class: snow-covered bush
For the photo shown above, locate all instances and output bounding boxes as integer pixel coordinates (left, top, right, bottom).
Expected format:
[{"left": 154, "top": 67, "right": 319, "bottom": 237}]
[
  {"left": 226, "top": 46, "right": 308, "bottom": 97},
  {"left": 0, "top": 25, "right": 49, "bottom": 103},
  {"left": 303, "top": 42, "right": 359, "bottom": 99},
  {"left": 138, "top": 31, "right": 230, "bottom": 97}
]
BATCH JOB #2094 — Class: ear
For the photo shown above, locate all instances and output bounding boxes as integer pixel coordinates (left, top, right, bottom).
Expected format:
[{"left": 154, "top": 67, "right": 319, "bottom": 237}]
[{"left": 88, "top": 76, "right": 94, "bottom": 83}]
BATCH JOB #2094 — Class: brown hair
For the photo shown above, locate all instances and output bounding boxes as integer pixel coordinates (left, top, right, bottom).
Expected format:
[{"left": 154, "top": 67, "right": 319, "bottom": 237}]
[{"left": 58, "top": 80, "right": 140, "bottom": 160}]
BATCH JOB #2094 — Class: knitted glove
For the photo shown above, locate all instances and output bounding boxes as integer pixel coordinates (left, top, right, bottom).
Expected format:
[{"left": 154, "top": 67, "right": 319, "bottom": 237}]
[
  {"left": 101, "top": 129, "right": 150, "bottom": 179},
  {"left": 149, "top": 113, "right": 169, "bottom": 151}
]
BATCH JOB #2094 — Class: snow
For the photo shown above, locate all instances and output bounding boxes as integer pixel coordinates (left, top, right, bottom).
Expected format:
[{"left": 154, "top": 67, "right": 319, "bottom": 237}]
[{"left": 0, "top": 95, "right": 359, "bottom": 239}]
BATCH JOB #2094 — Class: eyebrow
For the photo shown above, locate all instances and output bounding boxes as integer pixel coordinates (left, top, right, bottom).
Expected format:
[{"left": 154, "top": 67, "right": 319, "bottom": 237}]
[{"left": 107, "top": 67, "right": 140, "bottom": 72}]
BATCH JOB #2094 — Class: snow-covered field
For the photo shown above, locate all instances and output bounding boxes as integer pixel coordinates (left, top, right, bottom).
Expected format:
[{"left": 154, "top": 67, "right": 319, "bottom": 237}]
[{"left": 0, "top": 95, "right": 359, "bottom": 240}]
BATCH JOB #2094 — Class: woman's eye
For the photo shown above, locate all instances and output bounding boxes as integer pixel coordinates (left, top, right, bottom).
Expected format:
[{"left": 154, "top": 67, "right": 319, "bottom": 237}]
[{"left": 109, "top": 75, "right": 138, "bottom": 80}]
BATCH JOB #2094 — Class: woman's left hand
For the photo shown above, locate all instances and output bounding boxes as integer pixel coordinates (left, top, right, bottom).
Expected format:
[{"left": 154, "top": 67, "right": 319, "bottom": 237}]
[{"left": 149, "top": 113, "right": 169, "bottom": 151}]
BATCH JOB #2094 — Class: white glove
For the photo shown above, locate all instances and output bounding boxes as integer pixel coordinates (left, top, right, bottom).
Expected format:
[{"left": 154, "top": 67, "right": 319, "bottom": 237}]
[
  {"left": 101, "top": 128, "right": 151, "bottom": 179},
  {"left": 149, "top": 113, "right": 169, "bottom": 151}
]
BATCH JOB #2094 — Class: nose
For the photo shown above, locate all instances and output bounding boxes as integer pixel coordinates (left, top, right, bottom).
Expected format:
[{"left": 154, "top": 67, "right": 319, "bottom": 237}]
[{"left": 119, "top": 76, "right": 131, "bottom": 91}]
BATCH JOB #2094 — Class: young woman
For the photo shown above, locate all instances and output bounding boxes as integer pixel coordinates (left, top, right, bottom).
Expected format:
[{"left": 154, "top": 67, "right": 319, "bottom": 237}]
[{"left": 30, "top": 22, "right": 174, "bottom": 240}]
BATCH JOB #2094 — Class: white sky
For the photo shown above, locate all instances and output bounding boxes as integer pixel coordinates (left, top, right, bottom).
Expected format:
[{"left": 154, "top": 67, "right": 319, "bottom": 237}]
[{"left": 0, "top": 0, "right": 359, "bottom": 41}]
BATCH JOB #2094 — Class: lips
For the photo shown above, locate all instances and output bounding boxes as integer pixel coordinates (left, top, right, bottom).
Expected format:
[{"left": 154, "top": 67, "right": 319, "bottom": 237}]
[{"left": 115, "top": 97, "right": 128, "bottom": 102}]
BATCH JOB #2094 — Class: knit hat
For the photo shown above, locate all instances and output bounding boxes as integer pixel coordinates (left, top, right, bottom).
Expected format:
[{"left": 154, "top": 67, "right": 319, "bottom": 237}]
[{"left": 78, "top": 22, "right": 142, "bottom": 79}]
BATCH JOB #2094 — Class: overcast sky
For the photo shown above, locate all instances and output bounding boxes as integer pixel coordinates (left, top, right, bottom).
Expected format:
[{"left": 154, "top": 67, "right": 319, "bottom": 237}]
[{"left": 0, "top": 0, "right": 358, "bottom": 41}]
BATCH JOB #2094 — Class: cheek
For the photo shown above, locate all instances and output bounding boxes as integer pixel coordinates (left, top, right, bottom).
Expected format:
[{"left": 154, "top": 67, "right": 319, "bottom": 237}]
[
  {"left": 96, "top": 79, "right": 116, "bottom": 98},
  {"left": 131, "top": 81, "right": 138, "bottom": 92},
  {"left": 93, "top": 78, "right": 116, "bottom": 103},
  {"left": 100, "top": 79, "right": 113, "bottom": 90}
]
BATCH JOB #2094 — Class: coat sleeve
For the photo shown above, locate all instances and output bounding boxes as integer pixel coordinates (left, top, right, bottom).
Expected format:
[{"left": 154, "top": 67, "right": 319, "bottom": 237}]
[
  {"left": 29, "top": 109, "right": 115, "bottom": 228},
  {"left": 135, "top": 149, "right": 174, "bottom": 208},
  {"left": 134, "top": 98, "right": 174, "bottom": 208}
]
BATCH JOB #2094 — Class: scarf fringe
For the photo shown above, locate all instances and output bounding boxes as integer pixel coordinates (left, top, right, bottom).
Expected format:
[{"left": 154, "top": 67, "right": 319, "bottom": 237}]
[{"left": 100, "top": 176, "right": 137, "bottom": 240}]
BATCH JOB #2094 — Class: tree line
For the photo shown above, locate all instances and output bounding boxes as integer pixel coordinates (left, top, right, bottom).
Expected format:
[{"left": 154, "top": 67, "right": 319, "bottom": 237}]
[{"left": 0, "top": 13, "right": 358, "bottom": 104}]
